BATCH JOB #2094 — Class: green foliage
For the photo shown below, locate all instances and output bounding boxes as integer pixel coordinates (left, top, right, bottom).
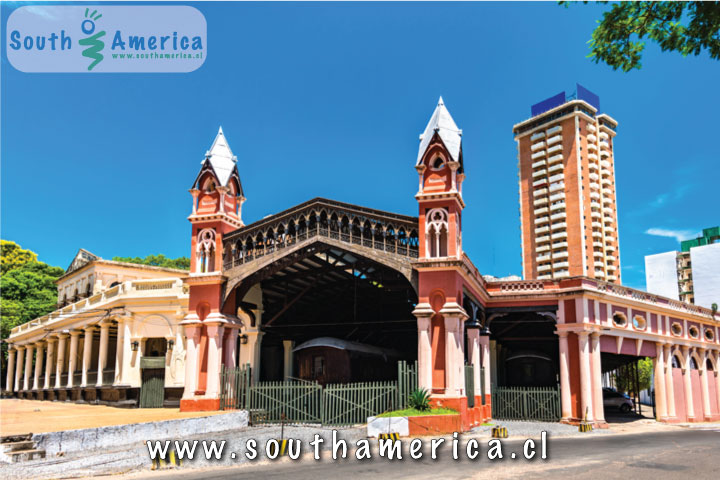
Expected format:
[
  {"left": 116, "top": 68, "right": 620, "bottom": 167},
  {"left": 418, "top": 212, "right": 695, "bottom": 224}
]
[
  {"left": 407, "top": 388, "right": 431, "bottom": 411},
  {"left": 614, "top": 358, "right": 654, "bottom": 394},
  {"left": 1, "top": 241, "right": 64, "bottom": 362},
  {"left": 1, "top": 240, "right": 37, "bottom": 275},
  {"left": 378, "top": 407, "right": 457, "bottom": 418},
  {"left": 562, "top": 2, "right": 720, "bottom": 71},
  {"left": 111, "top": 254, "right": 190, "bottom": 270}
]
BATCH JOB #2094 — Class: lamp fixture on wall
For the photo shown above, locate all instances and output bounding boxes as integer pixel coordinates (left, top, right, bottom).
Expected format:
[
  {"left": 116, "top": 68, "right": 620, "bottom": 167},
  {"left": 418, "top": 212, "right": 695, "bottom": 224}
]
[
  {"left": 168, "top": 339, "right": 175, "bottom": 349},
  {"left": 131, "top": 341, "right": 139, "bottom": 352},
  {"left": 239, "top": 334, "right": 248, "bottom": 345}
]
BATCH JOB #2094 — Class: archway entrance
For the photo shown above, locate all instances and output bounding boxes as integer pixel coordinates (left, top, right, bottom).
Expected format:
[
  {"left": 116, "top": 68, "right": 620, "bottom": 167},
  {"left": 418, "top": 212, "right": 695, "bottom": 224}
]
[{"left": 227, "top": 244, "right": 418, "bottom": 383}]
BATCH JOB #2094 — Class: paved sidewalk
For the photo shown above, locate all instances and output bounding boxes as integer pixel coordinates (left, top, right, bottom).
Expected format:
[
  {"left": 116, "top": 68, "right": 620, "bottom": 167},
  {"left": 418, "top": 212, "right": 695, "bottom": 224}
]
[{"left": 0, "top": 399, "right": 224, "bottom": 435}]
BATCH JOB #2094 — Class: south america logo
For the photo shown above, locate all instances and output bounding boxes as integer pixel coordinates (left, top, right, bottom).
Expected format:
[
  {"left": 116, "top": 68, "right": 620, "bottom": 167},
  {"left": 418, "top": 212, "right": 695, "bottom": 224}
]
[{"left": 78, "top": 8, "right": 105, "bottom": 71}]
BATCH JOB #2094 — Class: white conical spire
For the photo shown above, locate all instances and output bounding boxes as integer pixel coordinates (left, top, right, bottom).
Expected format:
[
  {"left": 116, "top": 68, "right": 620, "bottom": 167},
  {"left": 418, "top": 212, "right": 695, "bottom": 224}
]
[
  {"left": 205, "top": 126, "right": 236, "bottom": 186},
  {"left": 417, "top": 97, "right": 462, "bottom": 165}
]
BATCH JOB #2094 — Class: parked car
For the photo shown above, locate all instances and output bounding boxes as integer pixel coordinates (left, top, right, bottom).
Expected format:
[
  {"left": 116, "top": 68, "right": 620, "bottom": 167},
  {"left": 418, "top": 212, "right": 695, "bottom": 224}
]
[{"left": 603, "top": 387, "right": 634, "bottom": 413}]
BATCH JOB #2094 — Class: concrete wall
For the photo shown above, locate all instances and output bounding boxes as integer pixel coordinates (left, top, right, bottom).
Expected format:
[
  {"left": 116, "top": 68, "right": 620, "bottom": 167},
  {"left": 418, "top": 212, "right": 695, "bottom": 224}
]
[{"left": 645, "top": 251, "right": 680, "bottom": 300}]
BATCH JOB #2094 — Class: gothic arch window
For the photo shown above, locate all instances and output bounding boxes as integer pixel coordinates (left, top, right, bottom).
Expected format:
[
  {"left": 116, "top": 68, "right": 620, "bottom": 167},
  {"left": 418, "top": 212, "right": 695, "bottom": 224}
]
[
  {"left": 196, "top": 228, "right": 217, "bottom": 273},
  {"left": 689, "top": 356, "right": 699, "bottom": 370},
  {"left": 672, "top": 354, "right": 683, "bottom": 369},
  {"left": 431, "top": 156, "right": 446, "bottom": 171},
  {"left": 426, "top": 207, "right": 449, "bottom": 258},
  {"left": 202, "top": 176, "right": 217, "bottom": 193}
]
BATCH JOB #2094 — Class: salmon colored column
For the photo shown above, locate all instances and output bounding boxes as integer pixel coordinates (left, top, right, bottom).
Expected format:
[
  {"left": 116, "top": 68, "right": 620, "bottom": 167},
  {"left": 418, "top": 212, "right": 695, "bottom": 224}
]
[
  {"left": 699, "top": 349, "right": 712, "bottom": 420},
  {"left": 480, "top": 334, "right": 491, "bottom": 396},
  {"left": 682, "top": 346, "right": 695, "bottom": 420},
  {"left": 577, "top": 331, "right": 594, "bottom": 422},
  {"left": 204, "top": 322, "right": 225, "bottom": 398},
  {"left": 654, "top": 342, "right": 668, "bottom": 420},
  {"left": 414, "top": 303, "right": 434, "bottom": 392},
  {"left": 440, "top": 302, "right": 467, "bottom": 397},
  {"left": 590, "top": 332, "right": 605, "bottom": 423},
  {"left": 664, "top": 344, "right": 676, "bottom": 418},
  {"left": 715, "top": 351, "right": 720, "bottom": 416},
  {"left": 558, "top": 331, "right": 572, "bottom": 421}
]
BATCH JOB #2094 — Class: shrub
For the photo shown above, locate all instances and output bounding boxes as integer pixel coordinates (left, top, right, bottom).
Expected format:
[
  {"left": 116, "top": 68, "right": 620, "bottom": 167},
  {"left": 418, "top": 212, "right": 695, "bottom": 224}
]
[{"left": 408, "top": 388, "right": 431, "bottom": 411}]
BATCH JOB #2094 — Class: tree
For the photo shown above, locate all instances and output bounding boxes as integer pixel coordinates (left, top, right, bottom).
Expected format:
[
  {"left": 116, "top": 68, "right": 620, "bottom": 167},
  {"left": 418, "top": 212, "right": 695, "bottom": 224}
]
[
  {"left": 1, "top": 241, "right": 64, "bottom": 367},
  {"left": 1, "top": 240, "right": 37, "bottom": 275},
  {"left": 563, "top": 2, "right": 720, "bottom": 72},
  {"left": 614, "top": 357, "right": 653, "bottom": 394},
  {"left": 112, "top": 254, "right": 190, "bottom": 270}
]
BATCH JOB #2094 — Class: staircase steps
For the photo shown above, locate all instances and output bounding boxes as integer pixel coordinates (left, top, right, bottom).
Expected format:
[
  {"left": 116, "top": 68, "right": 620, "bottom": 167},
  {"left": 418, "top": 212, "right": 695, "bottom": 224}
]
[{"left": 1, "top": 434, "right": 46, "bottom": 463}]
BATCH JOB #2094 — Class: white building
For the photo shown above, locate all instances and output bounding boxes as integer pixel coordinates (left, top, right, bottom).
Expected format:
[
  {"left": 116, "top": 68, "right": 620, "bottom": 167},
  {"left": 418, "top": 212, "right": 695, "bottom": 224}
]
[
  {"left": 646, "top": 240, "right": 720, "bottom": 310},
  {"left": 4, "top": 250, "right": 189, "bottom": 407}
]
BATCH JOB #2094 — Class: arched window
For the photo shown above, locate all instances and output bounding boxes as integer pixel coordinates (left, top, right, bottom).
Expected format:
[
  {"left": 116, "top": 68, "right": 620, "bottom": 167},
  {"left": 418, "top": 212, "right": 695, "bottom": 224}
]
[
  {"left": 707, "top": 358, "right": 715, "bottom": 372},
  {"left": 203, "top": 177, "right": 217, "bottom": 193},
  {"left": 431, "top": 156, "right": 445, "bottom": 171},
  {"left": 672, "top": 354, "right": 683, "bottom": 369},
  {"left": 426, "top": 208, "right": 449, "bottom": 258},
  {"left": 196, "top": 228, "right": 217, "bottom": 273},
  {"left": 689, "top": 356, "right": 699, "bottom": 370}
]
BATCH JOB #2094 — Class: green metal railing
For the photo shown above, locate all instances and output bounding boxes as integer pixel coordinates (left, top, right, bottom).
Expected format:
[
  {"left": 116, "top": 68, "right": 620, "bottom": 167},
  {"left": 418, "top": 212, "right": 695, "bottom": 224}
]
[
  {"left": 220, "top": 360, "right": 419, "bottom": 426},
  {"left": 491, "top": 385, "right": 560, "bottom": 422}
]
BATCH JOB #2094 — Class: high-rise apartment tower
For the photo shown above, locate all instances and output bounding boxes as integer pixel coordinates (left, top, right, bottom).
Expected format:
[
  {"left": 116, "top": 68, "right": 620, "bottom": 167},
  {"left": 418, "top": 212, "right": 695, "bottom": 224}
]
[{"left": 513, "top": 85, "right": 621, "bottom": 283}]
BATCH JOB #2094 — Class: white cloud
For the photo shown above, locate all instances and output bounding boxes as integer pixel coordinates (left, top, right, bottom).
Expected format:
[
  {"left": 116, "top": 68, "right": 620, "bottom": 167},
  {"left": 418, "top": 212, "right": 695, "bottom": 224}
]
[{"left": 645, "top": 228, "right": 700, "bottom": 243}]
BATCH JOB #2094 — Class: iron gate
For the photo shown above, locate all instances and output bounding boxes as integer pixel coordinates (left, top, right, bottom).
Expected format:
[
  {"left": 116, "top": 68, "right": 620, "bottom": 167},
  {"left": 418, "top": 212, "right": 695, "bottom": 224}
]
[
  {"left": 220, "top": 361, "right": 417, "bottom": 426},
  {"left": 491, "top": 385, "right": 561, "bottom": 421}
]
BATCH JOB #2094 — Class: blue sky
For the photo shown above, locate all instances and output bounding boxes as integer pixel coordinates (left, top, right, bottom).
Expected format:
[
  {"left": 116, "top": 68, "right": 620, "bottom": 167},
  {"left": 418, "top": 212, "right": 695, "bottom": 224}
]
[{"left": 2, "top": 1, "right": 719, "bottom": 290}]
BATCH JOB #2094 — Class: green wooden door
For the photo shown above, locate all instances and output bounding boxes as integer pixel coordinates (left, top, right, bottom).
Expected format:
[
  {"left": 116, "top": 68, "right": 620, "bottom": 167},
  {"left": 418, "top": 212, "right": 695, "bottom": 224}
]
[{"left": 140, "top": 357, "right": 166, "bottom": 408}]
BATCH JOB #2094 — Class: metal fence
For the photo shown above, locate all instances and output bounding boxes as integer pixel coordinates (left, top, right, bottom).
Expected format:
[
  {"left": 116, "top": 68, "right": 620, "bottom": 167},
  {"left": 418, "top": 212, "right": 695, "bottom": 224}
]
[
  {"left": 491, "top": 385, "right": 560, "bottom": 422},
  {"left": 220, "top": 360, "right": 418, "bottom": 426}
]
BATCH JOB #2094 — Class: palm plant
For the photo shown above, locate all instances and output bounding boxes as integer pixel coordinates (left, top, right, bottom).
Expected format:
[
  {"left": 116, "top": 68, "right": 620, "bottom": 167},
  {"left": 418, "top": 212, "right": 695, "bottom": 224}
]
[{"left": 408, "top": 388, "right": 431, "bottom": 411}]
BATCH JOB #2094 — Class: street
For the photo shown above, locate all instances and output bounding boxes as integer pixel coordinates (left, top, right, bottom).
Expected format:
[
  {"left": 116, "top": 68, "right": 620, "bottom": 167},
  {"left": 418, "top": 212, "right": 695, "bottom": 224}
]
[{"left": 127, "top": 428, "right": 720, "bottom": 480}]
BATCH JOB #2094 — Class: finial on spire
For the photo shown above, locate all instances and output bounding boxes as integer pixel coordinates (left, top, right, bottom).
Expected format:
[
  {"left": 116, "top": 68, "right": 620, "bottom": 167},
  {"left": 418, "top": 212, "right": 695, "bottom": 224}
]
[{"left": 438, "top": 96, "right": 444, "bottom": 106}]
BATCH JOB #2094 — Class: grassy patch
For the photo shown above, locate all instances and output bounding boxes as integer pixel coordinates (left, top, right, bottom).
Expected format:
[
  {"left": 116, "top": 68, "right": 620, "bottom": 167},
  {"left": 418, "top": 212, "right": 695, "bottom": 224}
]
[{"left": 377, "top": 407, "right": 458, "bottom": 418}]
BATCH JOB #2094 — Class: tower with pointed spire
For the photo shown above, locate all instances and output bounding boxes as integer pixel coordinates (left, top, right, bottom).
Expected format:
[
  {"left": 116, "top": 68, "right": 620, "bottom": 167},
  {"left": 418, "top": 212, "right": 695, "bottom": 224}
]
[
  {"left": 412, "top": 97, "right": 472, "bottom": 403},
  {"left": 415, "top": 97, "right": 465, "bottom": 260},
  {"left": 181, "top": 127, "right": 245, "bottom": 411}
]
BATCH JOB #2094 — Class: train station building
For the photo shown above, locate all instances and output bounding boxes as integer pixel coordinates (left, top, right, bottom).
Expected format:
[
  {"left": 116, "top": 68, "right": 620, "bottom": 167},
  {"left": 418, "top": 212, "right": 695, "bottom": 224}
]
[{"left": 5, "top": 98, "right": 720, "bottom": 426}]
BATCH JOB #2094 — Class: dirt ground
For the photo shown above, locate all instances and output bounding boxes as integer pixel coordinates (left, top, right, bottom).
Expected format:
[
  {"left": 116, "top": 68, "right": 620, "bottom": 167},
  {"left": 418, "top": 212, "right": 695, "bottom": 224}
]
[{"left": 0, "top": 399, "right": 224, "bottom": 436}]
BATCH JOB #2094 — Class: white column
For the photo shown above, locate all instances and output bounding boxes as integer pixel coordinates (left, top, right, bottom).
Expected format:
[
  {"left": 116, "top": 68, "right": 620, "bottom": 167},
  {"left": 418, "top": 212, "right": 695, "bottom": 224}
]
[
  {"left": 282, "top": 339, "right": 294, "bottom": 380},
  {"left": 205, "top": 323, "right": 224, "bottom": 398},
  {"left": 23, "top": 344, "right": 34, "bottom": 391},
  {"left": 467, "top": 328, "right": 480, "bottom": 397},
  {"left": 654, "top": 342, "right": 668, "bottom": 420},
  {"left": 96, "top": 323, "right": 110, "bottom": 386},
  {"left": 413, "top": 304, "right": 434, "bottom": 392},
  {"left": 44, "top": 339, "right": 55, "bottom": 390},
  {"left": 577, "top": 331, "right": 594, "bottom": 422},
  {"left": 558, "top": 331, "right": 572, "bottom": 421},
  {"left": 245, "top": 331, "right": 264, "bottom": 383},
  {"left": 480, "top": 334, "right": 491, "bottom": 397},
  {"left": 33, "top": 342, "right": 44, "bottom": 391},
  {"left": 590, "top": 332, "right": 605, "bottom": 423},
  {"left": 67, "top": 331, "right": 81, "bottom": 388},
  {"left": 182, "top": 322, "right": 201, "bottom": 399},
  {"left": 6, "top": 347, "right": 16, "bottom": 392},
  {"left": 14, "top": 346, "right": 25, "bottom": 392},
  {"left": 682, "top": 346, "right": 695, "bottom": 419},
  {"left": 55, "top": 334, "right": 67, "bottom": 389},
  {"left": 699, "top": 349, "right": 712, "bottom": 420},
  {"left": 119, "top": 319, "right": 133, "bottom": 385},
  {"left": 715, "top": 351, "right": 720, "bottom": 417},
  {"left": 664, "top": 345, "right": 676, "bottom": 418},
  {"left": 114, "top": 318, "right": 125, "bottom": 384},
  {"left": 81, "top": 326, "right": 94, "bottom": 386}
]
